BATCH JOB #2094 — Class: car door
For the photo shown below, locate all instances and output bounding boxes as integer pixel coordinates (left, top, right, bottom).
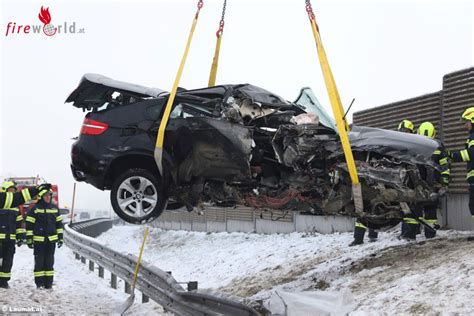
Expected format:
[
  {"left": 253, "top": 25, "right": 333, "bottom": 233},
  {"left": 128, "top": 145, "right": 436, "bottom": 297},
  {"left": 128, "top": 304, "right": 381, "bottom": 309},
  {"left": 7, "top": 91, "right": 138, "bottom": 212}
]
[{"left": 149, "top": 101, "right": 253, "bottom": 184}]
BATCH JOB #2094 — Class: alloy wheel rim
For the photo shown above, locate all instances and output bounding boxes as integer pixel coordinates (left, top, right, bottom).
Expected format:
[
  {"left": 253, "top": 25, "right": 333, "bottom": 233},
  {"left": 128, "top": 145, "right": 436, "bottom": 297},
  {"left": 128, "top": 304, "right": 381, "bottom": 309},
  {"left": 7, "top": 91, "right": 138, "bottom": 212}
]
[{"left": 117, "top": 176, "right": 158, "bottom": 218}]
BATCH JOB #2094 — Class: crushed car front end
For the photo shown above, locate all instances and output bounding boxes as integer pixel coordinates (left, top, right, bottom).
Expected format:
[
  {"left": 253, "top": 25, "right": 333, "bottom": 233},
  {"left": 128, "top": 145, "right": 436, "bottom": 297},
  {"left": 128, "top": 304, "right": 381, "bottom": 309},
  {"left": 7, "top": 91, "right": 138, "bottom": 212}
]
[{"left": 170, "top": 84, "right": 444, "bottom": 226}]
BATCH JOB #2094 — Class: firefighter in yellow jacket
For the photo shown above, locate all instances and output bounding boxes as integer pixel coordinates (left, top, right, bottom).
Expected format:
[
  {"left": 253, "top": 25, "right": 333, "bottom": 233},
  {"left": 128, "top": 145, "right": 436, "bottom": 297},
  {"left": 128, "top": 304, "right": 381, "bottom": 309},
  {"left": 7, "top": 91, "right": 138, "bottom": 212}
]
[
  {"left": 408, "top": 122, "right": 450, "bottom": 239},
  {"left": 0, "top": 181, "right": 26, "bottom": 288},
  {"left": 26, "top": 188, "right": 63, "bottom": 289},
  {"left": 0, "top": 182, "right": 48, "bottom": 288},
  {"left": 399, "top": 122, "right": 450, "bottom": 240},
  {"left": 449, "top": 107, "right": 474, "bottom": 220},
  {"left": 0, "top": 184, "right": 48, "bottom": 211}
]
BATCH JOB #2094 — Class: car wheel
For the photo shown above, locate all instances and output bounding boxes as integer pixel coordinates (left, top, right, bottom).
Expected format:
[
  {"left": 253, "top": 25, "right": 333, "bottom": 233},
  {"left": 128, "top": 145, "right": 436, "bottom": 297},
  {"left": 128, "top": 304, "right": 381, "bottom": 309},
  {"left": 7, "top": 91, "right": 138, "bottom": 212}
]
[{"left": 110, "top": 169, "right": 167, "bottom": 224}]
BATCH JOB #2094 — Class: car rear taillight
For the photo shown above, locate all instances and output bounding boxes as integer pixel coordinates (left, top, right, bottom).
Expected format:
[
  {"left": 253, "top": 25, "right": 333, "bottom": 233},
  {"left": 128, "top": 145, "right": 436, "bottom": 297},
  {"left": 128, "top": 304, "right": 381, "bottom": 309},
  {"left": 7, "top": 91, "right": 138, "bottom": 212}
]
[{"left": 80, "top": 118, "right": 109, "bottom": 135}]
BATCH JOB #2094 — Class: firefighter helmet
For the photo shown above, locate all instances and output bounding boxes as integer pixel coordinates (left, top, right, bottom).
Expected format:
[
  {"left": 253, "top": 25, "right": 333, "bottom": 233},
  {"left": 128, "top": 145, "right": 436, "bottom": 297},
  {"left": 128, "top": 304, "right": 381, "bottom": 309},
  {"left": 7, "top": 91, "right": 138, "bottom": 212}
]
[
  {"left": 417, "top": 121, "right": 436, "bottom": 139},
  {"left": 461, "top": 107, "right": 474, "bottom": 123},
  {"left": 397, "top": 119, "right": 414, "bottom": 133},
  {"left": 38, "top": 188, "right": 52, "bottom": 199},
  {"left": 1, "top": 181, "right": 17, "bottom": 192}
]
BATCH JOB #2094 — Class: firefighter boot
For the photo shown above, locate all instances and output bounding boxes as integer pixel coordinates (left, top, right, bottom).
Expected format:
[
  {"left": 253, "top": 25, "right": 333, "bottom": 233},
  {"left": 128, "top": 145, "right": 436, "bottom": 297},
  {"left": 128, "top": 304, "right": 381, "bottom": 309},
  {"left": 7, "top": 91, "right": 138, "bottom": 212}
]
[
  {"left": 368, "top": 229, "right": 378, "bottom": 242},
  {"left": 349, "top": 225, "right": 366, "bottom": 246}
]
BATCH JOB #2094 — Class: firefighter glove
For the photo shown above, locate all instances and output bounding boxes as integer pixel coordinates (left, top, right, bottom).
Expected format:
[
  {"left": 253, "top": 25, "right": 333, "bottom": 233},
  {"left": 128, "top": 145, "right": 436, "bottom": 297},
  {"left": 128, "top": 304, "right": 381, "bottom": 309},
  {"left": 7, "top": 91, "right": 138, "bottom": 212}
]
[
  {"left": 57, "top": 240, "right": 63, "bottom": 248},
  {"left": 16, "top": 239, "right": 23, "bottom": 247}
]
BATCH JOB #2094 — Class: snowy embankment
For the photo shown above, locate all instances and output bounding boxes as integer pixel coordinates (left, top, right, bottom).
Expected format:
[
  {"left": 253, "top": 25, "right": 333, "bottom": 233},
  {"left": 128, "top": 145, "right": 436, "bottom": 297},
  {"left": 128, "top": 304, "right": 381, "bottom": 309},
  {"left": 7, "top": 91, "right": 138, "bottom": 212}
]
[
  {"left": 0, "top": 242, "right": 165, "bottom": 314},
  {"left": 98, "top": 225, "right": 474, "bottom": 314}
]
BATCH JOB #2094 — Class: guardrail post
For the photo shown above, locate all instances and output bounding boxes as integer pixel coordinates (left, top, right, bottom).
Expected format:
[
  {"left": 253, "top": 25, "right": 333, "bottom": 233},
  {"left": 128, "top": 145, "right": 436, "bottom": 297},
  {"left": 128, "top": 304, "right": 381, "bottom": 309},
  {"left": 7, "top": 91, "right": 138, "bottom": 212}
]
[
  {"left": 163, "top": 272, "right": 173, "bottom": 313},
  {"left": 89, "top": 261, "right": 94, "bottom": 272},
  {"left": 111, "top": 273, "right": 117, "bottom": 289},
  {"left": 74, "top": 252, "right": 80, "bottom": 260},
  {"left": 81, "top": 256, "right": 86, "bottom": 264},
  {"left": 142, "top": 293, "right": 149, "bottom": 303},
  {"left": 225, "top": 208, "right": 228, "bottom": 231},
  {"left": 98, "top": 266, "right": 104, "bottom": 278},
  {"left": 163, "top": 271, "right": 173, "bottom": 313},
  {"left": 125, "top": 281, "right": 131, "bottom": 294},
  {"left": 187, "top": 281, "right": 198, "bottom": 291}
]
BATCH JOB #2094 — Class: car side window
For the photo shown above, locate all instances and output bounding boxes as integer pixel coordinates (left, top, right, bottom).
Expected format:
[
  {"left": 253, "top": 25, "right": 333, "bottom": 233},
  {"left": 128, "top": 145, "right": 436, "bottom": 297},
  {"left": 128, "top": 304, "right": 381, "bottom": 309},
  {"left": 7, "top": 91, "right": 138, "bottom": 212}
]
[
  {"left": 170, "top": 104, "right": 183, "bottom": 118},
  {"left": 170, "top": 104, "right": 196, "bottom": 119},
  {"left": 146, "top": 100, "right": 213, "bottom": 121}
]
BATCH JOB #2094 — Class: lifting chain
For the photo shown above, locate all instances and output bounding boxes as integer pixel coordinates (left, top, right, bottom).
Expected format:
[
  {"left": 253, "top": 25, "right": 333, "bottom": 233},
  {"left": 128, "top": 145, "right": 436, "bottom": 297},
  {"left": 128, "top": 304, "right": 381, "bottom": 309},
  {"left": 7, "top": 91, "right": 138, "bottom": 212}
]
[
  {"left": 208, "top": 0, "right": 227, "bottom": 86},
  {"left": 196, "top": 0, "right": 204, "bottom": 18},
  {"left": 305, "top": 0, "right": 318, "bottom": 31},
  {"left": 305, "top": 0, "right": 314, "bottom": 19},
  {"left": 216, "top": 0, "right": 227, "bottom": 37}
]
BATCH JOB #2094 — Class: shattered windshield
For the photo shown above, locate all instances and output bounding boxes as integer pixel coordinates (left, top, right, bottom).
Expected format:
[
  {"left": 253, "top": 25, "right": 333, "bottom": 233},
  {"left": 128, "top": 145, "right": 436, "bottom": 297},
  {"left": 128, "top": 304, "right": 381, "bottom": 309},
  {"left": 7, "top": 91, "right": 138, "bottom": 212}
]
[{"left": 294, "top": 87, "right": 337, "bottom": 131}]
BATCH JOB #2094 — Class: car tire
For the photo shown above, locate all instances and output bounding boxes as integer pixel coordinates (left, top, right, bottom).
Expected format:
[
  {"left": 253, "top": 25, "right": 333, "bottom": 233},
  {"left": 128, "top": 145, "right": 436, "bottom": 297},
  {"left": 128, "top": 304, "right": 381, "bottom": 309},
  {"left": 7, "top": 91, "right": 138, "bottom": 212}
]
[{"left": 110, "top": 168, "right": 167, "bottom": 224}]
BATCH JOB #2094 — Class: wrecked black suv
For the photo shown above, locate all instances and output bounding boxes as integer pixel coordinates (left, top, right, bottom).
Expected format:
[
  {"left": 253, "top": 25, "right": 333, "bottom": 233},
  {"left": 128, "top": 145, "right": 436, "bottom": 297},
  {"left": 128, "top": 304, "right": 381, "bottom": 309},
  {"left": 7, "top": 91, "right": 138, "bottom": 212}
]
[{"left": 67, "top": 74, "right": 444, "bottom": 225}]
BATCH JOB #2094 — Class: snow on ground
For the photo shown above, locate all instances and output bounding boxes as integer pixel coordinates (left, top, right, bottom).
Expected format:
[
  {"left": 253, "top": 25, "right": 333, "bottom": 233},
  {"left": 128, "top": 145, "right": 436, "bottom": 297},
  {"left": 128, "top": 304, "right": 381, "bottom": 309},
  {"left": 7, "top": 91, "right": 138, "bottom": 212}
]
[
  {"left": 0, "top": 242, "right": 166, "bottom": 314},
  {"left": 98, "top": 224, "right": 474, "bottom": 314},
  {"left": 332, "top": 237, "right": 474, "bottom": 313}
]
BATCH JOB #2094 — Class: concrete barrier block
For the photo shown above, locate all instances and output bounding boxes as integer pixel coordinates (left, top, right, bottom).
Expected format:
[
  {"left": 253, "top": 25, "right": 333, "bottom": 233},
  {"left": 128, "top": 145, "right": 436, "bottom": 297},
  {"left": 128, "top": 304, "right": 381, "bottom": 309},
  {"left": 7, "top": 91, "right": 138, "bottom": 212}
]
[
  {"left": 226, "top": 220, "right": 254, "bottom": 233},
  {"left": 163, "top": 221, "right": 172, "bottom": 230},
  {"left": 191, "top": 221, "right": 207, "bottom": 232},
  {"left": 180, "top": 221, "right": 192, "bottom": 231},
  {"left": 446, "top": 194, "right": 473, "bottom": 231},
  {"left": 170, "top": 221, "right": 181, "bottom": 230},
  {"left": 295, "top": 214, "right": 354, "bottom": 234},
  {"left": 206, "top": 221, "right": 226, "bottom": 232},
  {"left": 256, "top": 219, "right": 294, "bottom": 234}
]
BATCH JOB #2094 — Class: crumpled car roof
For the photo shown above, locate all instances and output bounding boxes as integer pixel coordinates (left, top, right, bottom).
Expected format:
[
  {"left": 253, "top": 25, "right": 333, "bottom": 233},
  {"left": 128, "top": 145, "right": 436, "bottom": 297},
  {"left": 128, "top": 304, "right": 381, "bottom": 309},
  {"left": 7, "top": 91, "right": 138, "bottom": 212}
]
[
  {"left": 65, "top": 73, "right": 167, "bottom": 108},
  {"left": 82, "top": 73, "right": 166, "bottom": 97},
  {"left": 178, "top": 84, "right": 291, "bottom": 107}
]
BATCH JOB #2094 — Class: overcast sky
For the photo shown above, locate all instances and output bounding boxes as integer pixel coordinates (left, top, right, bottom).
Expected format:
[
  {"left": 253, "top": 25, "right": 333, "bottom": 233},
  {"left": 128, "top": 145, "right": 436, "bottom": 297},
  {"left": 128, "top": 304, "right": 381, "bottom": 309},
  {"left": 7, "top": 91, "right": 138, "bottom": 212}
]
[{"left": 1, "top": 0, "right": 473, "bottom": 211}]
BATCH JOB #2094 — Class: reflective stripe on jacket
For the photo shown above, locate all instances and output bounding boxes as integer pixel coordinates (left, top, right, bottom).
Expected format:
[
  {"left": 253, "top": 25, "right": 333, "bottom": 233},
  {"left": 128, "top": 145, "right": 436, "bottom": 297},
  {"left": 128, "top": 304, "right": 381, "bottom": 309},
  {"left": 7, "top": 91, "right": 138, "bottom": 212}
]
[
  {"left": 0, "top": 207, "right": 24, "bottom": 241},
  {"left": 26, "top": 202, "right": 63, "bottom": 243},
  {"left": 451, "top": 132, "right": 474, "bottom": 182}
]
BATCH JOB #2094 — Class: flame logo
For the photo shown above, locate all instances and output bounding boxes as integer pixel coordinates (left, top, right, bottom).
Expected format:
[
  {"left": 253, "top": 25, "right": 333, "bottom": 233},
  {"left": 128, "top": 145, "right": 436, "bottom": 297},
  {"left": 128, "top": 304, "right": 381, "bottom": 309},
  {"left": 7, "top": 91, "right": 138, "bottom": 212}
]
[
  {"left": 38, "top": 6, "right": 51, "bottom": 24},
  {"left": 38, "top": 6, "right": 52, "bottom": 25},
  {"left": 38, "top": 6, "right": 56, "bottom": 36}
]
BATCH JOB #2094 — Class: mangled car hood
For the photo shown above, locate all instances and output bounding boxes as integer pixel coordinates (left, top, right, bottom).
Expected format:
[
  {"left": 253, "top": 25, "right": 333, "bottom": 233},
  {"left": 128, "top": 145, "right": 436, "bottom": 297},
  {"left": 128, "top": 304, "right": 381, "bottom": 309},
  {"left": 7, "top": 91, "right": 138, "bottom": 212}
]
[
  {"left": 232, "top": 84, "right": 290, "bottom": 107},
  {"left": 348, "top": 126, "right": 440, "bottom": 168}
]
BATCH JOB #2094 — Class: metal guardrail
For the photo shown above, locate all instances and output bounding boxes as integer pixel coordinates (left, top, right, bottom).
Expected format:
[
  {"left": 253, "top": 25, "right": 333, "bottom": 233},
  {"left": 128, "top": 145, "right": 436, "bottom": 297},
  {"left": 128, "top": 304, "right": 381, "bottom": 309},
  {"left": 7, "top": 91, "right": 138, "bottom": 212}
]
[
  {"left": 69, "top": 218, "right": 113, "bottom": 237},
  {"left": 64, "top": 219, "right": 261, "bottom": 316}
]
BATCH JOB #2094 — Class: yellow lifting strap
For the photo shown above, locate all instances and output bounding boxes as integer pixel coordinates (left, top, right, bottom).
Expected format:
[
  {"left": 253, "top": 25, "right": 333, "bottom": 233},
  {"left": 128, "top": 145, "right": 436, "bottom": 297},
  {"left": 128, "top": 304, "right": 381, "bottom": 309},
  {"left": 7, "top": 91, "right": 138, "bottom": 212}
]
[
  {"left": 132, "top": 227, "right": 149, "bottom": 291},
  {"left": 305, "top": 1, "right": 364, "bottom": 213},
  {"left": 154, "top": 0, "right": 204, "bottom": 174},
  {"left": 208, "top": 0, "right": 227, "bottom": 87}
]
